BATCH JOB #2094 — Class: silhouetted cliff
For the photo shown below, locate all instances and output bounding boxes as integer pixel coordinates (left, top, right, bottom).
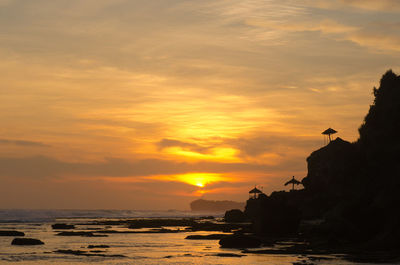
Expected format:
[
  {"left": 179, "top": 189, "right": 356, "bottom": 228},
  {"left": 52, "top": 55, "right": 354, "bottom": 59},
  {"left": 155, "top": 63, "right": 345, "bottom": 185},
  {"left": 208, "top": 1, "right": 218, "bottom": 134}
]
[
  {"left": 245, "top": 70, "right": 400, "bottom": 251},
  {"left": 300, "top": 137, "right": 364, "bottom": 219}
]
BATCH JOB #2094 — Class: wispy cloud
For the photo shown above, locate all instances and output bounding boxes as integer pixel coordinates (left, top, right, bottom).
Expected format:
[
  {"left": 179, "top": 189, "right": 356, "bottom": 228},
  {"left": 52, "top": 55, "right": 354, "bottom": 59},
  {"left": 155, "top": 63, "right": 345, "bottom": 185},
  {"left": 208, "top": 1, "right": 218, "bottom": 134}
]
[
  {"left": 341, "top": 0, "right": 400, "bottom": 12},
  {"left": 0, "top": 155, "right": 305, "bottom": 179},
  {"left": 303, "top": 0, "right": 400, "bottom": 12},
  {"left": 347, "top": 25, "right": 400, "bottom": 52},
  {"left": 0, "top": 138, "right": 49, "bottom": 147},
  {"left": 246, "top": 19, "right": 358, "bottom": 34},
  {"left": 224, "top": 135, "right": 321, "bottom": 157},
  {"left": 246, "top": 17, "right": 400, "bottom": 53},
  {"left": 157, "top": 139, "right": 211, "bottom": 154}
]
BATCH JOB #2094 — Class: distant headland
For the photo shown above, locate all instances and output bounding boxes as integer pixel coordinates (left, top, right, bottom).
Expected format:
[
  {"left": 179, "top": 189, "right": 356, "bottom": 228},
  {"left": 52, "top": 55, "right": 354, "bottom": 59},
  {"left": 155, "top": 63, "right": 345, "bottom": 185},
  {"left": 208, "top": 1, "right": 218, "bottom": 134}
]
[{"left": 190, "top": 199, "right": 245, "bottom": 212}]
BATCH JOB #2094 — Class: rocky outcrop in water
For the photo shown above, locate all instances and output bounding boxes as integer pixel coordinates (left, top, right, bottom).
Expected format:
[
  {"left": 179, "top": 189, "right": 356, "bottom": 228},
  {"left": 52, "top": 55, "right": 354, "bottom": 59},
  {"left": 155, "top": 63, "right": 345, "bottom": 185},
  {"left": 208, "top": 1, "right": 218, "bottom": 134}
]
[
  {"left": 52, "top": 223, "right": 75, "bottom": 229},
  {"left": 0, "top": 230, "right": 24, "bottom": 236},
  {"left": 11, "top": 238, "right": 44, "bottom": 245},
  {"left": 88, "top": 245, "right": 110, "bottom": 248},
  {"left": 224, "top": 209, "right": 247, "bottom": 223},
  {"left": 185, "top": 234, "right": 228, "bottom": 240}
]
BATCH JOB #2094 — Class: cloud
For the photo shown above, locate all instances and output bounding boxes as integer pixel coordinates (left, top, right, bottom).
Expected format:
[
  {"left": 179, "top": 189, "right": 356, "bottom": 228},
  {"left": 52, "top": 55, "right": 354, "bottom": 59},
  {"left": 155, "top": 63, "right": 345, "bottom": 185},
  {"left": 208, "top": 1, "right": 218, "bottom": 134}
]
[
  {"left": 0, "top": 172, "right": 204, "bottom": 210},
  {"left": 156, "top": 134, "right": 321, "bottom": 163},
  {"left": 0, "top": 138, "right": 49, "bottom": 147},
  {"left": 340, "top": 0, "right": 400, "bottom": 12},
  {"left": 246, "top": 19, "right": 358, "bottom": 35},
  {"left": 347, "top": 27, "right": 400, "bottom": 52},
  {"left": 0, "top": 155, "right": 305, "bottom": 179},
  {"left": 157, "top": 138, "right": 211, "bottom": 153},
  {"left": 225, "top": 135, "right": 321, "bottom": 157},
  {"left": 303, "top": 0, "right": 400, "bottom": 12},
  {"left": 207, "top": 0, "right": 307, "bottom": 23},
  {"left": 246, "top": 17, "right": 400, "bottom": 53}
]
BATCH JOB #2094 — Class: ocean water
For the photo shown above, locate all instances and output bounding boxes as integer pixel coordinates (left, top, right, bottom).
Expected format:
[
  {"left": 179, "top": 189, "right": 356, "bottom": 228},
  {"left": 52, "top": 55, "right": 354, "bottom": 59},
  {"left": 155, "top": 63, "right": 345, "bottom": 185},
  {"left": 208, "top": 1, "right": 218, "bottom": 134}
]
[{"left": 0, "top": 210, "right": 390, "bottom": 264}]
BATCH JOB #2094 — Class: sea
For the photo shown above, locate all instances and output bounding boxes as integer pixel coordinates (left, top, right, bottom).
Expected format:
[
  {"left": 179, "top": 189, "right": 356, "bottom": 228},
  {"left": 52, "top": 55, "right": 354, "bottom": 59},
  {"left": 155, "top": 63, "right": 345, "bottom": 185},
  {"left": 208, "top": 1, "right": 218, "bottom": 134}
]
[{"left": 0, "top": 209, "right": 391, "bottom": 265}]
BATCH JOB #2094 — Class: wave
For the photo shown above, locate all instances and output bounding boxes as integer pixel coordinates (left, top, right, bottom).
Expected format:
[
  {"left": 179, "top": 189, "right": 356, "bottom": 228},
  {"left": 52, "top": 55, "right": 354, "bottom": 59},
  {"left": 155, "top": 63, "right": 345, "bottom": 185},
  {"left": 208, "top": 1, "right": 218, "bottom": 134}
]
[{"left": 0, "top": 209, "right": 222, "bottom": 223}]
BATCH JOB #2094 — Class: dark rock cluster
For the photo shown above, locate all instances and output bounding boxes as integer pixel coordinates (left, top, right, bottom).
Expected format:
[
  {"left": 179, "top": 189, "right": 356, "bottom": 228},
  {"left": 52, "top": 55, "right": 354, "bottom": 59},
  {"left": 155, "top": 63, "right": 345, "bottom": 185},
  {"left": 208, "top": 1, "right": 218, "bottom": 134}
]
[
  {"left": 224, "top": 209, "right": 247, "bottom": 223},
  {"left": 0, "top": 230, "right": 25, "bottom": 236},
  {"left": 11, "top": 238, "right": 44, "bottom": 245},
  {"left": 52, "top": 223, "right": 75, "bottom": 229}
]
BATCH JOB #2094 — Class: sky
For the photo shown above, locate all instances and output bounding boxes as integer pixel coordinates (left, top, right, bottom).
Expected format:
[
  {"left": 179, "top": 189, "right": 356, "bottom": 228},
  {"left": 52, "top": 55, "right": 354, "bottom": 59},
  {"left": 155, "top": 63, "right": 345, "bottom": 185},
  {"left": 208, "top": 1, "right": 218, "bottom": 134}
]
[{"left": 1, "top": 0, "right": 400, "bottom": 210}]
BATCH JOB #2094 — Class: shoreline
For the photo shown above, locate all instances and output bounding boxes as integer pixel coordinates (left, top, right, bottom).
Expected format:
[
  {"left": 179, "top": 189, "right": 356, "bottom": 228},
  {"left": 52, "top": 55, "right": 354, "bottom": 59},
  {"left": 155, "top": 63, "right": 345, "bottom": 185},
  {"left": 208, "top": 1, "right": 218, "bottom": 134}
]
[{"left": 2, "top": 216, "right": 399, "bottom": 264}]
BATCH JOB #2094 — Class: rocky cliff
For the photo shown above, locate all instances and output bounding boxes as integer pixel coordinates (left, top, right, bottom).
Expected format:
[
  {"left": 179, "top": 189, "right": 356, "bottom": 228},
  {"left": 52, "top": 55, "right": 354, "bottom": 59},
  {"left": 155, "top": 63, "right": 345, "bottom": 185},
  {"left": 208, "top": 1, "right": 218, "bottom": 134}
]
[{"left": 245, "top": 70, "right": 400, "bottom": 251}]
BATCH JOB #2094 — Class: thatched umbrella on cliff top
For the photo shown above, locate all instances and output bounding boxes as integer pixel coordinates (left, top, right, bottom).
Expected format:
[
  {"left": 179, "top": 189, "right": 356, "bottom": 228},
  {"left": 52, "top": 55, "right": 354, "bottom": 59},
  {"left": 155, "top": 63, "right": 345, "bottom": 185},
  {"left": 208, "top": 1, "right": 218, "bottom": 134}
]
[
  {"left": 322, "top": 128, "right": 337, "bottom": 142},
  {"left": 285, "top": 176, "right": 301, "bottom": 191},
  {"left": 249, "top": 187, "right": 262, "bottom": 199}
]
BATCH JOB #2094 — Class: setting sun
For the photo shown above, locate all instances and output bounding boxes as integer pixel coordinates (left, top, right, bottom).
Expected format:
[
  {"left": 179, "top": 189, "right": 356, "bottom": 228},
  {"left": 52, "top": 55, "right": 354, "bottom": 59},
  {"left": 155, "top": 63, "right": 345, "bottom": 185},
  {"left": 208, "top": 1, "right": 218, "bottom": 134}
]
[
  {"left": 148, "top": 172, "right": 228, "bottom": 188},
  {"left": 176, "top": 173, "right": 225, "bottom": 188}
]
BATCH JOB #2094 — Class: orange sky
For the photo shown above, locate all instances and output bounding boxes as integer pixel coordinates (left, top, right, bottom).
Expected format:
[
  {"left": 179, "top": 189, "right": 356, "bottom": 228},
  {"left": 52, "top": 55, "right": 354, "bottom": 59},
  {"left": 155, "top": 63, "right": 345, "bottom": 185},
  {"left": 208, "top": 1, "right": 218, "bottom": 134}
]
[{"left": 1, "top": 0, "right": 400, "bottom": 210}]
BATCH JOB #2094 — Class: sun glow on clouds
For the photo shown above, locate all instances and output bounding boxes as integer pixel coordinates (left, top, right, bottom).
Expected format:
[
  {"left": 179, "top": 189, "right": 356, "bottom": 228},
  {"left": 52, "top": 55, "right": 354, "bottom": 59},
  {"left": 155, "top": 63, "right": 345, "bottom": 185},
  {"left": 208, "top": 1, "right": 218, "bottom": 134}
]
[
  {"left": 103, "top": 172, "right": 230, "bottom": 189},
  {"left": 154, "top": 173, "right": 228, "bottom": 188},
  {"left": 102, "top": 172, "right": 231, "bottom": 196},
  {"left": 163, "top": 146, "right": 240, "bottom": 162}
]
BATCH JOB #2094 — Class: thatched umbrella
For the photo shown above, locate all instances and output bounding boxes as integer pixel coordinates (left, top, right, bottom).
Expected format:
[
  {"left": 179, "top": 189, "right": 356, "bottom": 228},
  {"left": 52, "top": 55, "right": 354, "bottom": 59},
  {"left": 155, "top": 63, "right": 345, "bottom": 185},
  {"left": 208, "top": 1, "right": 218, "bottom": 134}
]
[
  {"left": 284, "top": 176, "right": 301, "bottom": 191},
  {"left": 322, "top": 128, "right": 337, "bottom": 142},
  {"left": 249, "top": 187, "right": 262, "bottom": 199}
]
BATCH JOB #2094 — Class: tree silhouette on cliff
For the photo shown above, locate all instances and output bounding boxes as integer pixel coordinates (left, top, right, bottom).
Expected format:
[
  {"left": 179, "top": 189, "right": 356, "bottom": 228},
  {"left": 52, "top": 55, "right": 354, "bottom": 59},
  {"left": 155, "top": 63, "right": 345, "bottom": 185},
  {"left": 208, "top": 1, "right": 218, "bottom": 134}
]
[{"left": 359, "top": 69, "right": 400, "bottom": 148}]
